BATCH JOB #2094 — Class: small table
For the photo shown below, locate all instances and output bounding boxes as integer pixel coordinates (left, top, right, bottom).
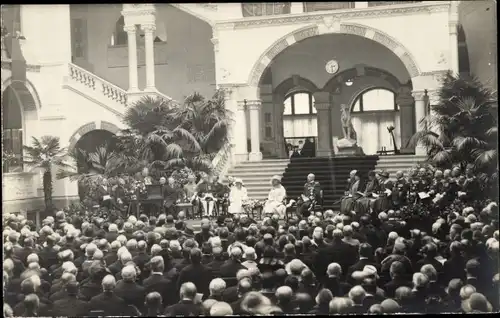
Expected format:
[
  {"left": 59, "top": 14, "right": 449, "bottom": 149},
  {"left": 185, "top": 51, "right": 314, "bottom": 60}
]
[{"left": 176, "top": 203, "right": 194, "bottom": 219}]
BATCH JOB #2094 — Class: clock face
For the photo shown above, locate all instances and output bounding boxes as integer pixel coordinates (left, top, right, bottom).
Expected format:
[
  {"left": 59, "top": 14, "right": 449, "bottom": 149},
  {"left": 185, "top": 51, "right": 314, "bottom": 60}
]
[{"left": 326, "top": 60, "right": 339, "bottom": 74}]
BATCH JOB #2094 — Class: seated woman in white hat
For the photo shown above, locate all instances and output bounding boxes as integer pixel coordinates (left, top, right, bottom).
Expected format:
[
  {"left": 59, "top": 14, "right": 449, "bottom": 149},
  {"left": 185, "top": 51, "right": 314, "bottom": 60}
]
[
  {"left": 228, "top": 178, "right": 248, "bottom": 214},
  {"left": 263, "top": 175, "right": 287, "bottom": 219}
]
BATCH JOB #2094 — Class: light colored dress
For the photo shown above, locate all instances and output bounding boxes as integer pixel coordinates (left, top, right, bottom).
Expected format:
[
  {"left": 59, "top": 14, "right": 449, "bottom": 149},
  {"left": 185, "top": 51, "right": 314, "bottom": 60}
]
[
  {"left": 263, "top": 185, "right": 287, "bottom": 218},
  {"left": 228, "top": 186, "right": 248, "bottom": 214}
]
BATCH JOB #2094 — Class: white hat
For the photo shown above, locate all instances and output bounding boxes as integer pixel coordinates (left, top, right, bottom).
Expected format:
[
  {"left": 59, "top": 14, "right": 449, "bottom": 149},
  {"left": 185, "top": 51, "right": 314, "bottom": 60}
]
[
  {"left": 234, "top": 178, "right": 244, "bottom": 185},
  {"left": 270, "top": 175, "right": 282, "bottom": 183}
]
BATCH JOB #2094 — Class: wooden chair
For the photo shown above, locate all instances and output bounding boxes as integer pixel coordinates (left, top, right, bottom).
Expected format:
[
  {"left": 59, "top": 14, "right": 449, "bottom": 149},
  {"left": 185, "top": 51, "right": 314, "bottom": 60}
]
[
  {"left": 283, "top": 197, "right": 298, "bottom": 221},
  {"left": 313, "top": 190, "right": 325, "bottom": 214}
]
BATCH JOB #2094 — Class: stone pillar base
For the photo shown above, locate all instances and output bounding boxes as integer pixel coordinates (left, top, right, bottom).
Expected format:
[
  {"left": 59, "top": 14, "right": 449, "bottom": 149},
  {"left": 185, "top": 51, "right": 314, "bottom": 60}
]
[
  {"left": 415, "top": 145, "right": 427, "bottom": 156},
  {"left": 248, "top": 152, "right": 263, "bottom": 161},
  {"left": 399, "top": 147, "right": 416, "bottom": 154},
  {"left": 336, "top": 146, "right": 365, "bottom": 157},
  {"left": 234, "top": 153, "right": 249, "bottom": 163}
]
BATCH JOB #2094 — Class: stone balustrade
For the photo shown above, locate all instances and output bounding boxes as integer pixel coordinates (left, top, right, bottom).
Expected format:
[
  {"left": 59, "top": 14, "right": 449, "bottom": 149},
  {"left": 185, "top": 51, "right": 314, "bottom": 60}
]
[{"left": 68, "top": 63, "right": 128, "bottom": 106}]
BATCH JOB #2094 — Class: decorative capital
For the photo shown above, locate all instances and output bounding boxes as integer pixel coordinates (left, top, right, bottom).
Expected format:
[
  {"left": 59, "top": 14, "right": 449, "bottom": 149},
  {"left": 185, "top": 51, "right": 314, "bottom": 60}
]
[
  {"left": 314, "top": 102, "right": 330, "bottom": 111},
  {"left": 237, "top": 100, "right": 247, "bottom": 111},
  {"left": 211, "top": 37, "right": 219, "bottom": 52},
  {"left": 123, "top": 25, "right": 136, "bottom": 33},
  {"left": 142, "top": 24, "right": 156, "bottom": 33},
  {"left": 246, "top": 99, "right": 262, "bottom": 111},
  {"left": 219, "top": 86, "right": 233, "bottom": 100},
  {"left": 411, "top": 90, "right": 426, "bottom": 101}
]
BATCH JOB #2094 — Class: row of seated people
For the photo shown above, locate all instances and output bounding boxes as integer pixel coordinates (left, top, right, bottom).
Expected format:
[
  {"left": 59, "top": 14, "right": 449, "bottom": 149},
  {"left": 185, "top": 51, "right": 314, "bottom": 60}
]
[{"left": 341, "top": 165, "right": 483, "bottom": 218}]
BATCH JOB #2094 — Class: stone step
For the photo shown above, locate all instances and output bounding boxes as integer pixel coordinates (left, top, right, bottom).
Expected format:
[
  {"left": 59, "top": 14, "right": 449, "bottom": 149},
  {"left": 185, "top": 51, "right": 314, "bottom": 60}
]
[
  {"left": 227, "top": 172, "right": 284, "bottom": 179},
  {"left": 228, "top": 166, "right": 287, "bottom": 172},
  {"left": 242, "top": 159, "right": 290, "bottom": 164}
]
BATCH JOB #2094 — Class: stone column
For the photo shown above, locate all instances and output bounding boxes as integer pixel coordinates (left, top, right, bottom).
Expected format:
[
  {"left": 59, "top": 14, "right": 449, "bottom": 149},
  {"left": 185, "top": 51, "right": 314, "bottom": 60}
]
[
  {"left": 273, "top": 94, "right": 286, "bottom": 158},
  {"left": 412, "top": 90, "right": 427, "bottom": 155},
  {"left": 449, "top": 1, "right": 459, "bottom": 74},
  {"left": 314, "top": 91, "right": 332, "bottom": 157},
  {"left": 124, "top": 25, "right": 139, "bottom": 92},
  {"left": 396, "top": 88, "right": 415, "bottom": 153},
  {"left": 248, "top": 100, "right": 263, "bottom": 161},
  {"left": 142, "top": 24, "right": 156, "bottom": 91},
  {"left": 234, "top": 100, "right": 248, "bottom": 163},
  {"left": 449, "top": 22, "right": 459, "bottom": 74}
]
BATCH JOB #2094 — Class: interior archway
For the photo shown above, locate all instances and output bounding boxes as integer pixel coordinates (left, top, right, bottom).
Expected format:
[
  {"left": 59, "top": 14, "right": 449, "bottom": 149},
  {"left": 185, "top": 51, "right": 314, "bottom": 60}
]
[{"left": 255, "top": 33, "right": 414, "bottom": 158}]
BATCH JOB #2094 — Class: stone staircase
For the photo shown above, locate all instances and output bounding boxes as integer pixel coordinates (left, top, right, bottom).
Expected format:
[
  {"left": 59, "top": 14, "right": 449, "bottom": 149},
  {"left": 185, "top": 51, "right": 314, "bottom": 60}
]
[
  {"left": 225, "top": 159, "right": 290, "bottom": 200},
  {"left": 375, "top": 154, "right": 427, "bottom": 179},
  {"left": 281, "top": 156, "right": 379, "bottom": 211}
]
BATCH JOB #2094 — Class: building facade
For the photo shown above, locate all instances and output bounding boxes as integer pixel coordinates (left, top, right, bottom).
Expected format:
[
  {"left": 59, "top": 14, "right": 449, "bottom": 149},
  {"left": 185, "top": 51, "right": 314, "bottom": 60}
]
[{"left": 1, "top": 2, "right": 496, "bottom": 215}]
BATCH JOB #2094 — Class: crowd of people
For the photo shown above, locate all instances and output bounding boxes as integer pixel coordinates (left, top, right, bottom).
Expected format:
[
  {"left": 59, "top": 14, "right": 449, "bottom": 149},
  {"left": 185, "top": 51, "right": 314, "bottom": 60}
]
[{"left": 3, "top": 164, "right": 499, "bottom": 316}]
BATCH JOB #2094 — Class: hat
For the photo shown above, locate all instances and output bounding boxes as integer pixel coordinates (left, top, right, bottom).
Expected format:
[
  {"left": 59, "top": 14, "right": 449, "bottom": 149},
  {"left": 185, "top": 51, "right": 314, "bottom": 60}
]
[
  {"left": 270, "top": 175, "right": 282, "bottom": 184},
  {"left": 466, "top": 259, "right": 480, "bottom": 272},
  {"left": 362, "top": 265, "right": 379, "bottom": 278},
  {"left": 461, "top": 293, "right": 493, "bottom": 313},
  {"left": 446, "top": 278, "right": 464, "bottom": 296},
  {"left": 378, "top": 170, "right": 390, "bottom": 178},
  {"left": 234, "top": 178, "right": 243, "bottom": 185}
]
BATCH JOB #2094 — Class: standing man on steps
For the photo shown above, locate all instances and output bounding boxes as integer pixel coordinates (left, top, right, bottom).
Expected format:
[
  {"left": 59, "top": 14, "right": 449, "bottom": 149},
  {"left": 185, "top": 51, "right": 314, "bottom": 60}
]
[{"left": 297, "top": 174, "right": 322, "bottom": 218}]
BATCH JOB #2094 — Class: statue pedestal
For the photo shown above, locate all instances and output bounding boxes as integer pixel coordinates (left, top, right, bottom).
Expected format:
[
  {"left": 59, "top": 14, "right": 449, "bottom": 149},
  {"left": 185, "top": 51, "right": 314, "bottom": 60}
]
[{"left": 336, "top": 138, "right": 364, "bottom": 157}]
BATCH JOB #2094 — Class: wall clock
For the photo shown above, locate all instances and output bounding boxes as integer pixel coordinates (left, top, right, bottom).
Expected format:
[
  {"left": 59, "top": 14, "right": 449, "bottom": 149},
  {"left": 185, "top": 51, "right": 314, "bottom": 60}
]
[{"left": 325, "top": 60, "right": 339, "bottom": 74}]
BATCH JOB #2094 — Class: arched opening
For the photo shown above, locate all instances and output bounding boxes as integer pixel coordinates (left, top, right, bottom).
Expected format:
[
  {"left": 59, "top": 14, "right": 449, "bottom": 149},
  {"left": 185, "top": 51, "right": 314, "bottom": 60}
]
[
  {"left": 2, "top": 86, "right": 23, "bottom": 172},
  {"left": 255, "top": 31, "right": 413, "bottom": 158},
  {"left": 350, "top": 88, "right": 400, "bottom": 155}
]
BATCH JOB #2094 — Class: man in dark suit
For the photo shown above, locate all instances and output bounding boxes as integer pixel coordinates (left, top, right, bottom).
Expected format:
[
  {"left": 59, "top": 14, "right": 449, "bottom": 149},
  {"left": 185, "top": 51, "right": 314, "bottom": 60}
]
[
  {"left": 164, "top": 282, "right": 203, "bottom": 316},
  {"left": 219, "top": 247, "right": 247, "bottom": 278},
  {"left": 143, "top": 256, "right": 177, "bottom": 307},
  {"left": 347, "top": 243, "right": 379, "bottom": 284},
  {"left": 51, "top": 281, "right": 89, "bottom": 317},
  {"left": 297, "top": 173, "right": 322, "bottom": 218},
  {"left": 161, "top": 177, "right": 180, "bottom": 217},
  {"left": 38, "top": 236, "right": 59, "bottom": 270},
  {"left": 176, "top": 248, "right": 211, "bottom": 297},
  {"left": 207, "top": 246, "right": 225, "bottom": 278},
  {"left": 114, "top": 265, "right": 146, "bottom": 312},
  {"left": 96, "top": 178, "right": 112, "bottom": 210},
  {"left": 383, "top": 261, "right": 412, "bottom": 298},
  {"left": 313, "top": 229, "right": 357, "bottom": 280},
  {"left": 88, "top": 275, "right": 129, "bottom": 316}
]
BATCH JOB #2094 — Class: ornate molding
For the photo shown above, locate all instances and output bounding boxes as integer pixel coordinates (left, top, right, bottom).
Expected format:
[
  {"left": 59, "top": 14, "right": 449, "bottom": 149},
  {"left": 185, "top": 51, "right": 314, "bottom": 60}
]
[
  {"left": 142, "top": 24, "right": 156, "bottom": 32},
  {"left": 246, "top": 99, "right": 262, "bottom": 111},
  {"left": 211, "top": 37, "right": 219, "bottom": 52},
  {"left": 248, "top": 22, "right": 421, "bottom": 86},
  {"left": 123, "top": 25, "right": 136, "bottom": 33},
  {"left": 1, "top": 60, "right": 41, "bottom": 72},
  {"left": 411, "top": 90, "right": 427, "bottom": 101},
  {"left": 216, "top": 2, "right": 450, "bottom": 29}
]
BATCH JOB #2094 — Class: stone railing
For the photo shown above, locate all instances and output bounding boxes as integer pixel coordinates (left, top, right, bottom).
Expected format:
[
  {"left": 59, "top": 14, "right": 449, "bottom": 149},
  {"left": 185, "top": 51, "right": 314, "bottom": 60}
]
[
  {"left": 68, "top": 63, "right": 128, "bottom": 106},
  {"left": 212, "top": 142, "right": 232, "bottom": 178},
  {"left": 368, "top": 1, "right": 422, "bottom": 7}
]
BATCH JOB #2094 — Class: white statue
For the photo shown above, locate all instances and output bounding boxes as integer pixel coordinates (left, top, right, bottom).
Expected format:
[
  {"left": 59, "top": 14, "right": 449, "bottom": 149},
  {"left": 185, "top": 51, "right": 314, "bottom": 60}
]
[{"left": 340, "top": 104, "right": 357, "bottom": 142}]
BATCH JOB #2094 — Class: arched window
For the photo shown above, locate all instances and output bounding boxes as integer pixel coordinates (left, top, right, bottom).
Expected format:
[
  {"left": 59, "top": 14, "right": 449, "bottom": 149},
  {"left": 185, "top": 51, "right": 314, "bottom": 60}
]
[
  {"left": 349, "top": 88, "right": 400, "bottom": 155},
  {"left": 2, "top": 87, "right": 24, "bottom": 173},
  {"left": 241, "top": 3, "right": 291, "bottom": 17},
  {"left": 352, "top": 88, "right": 397, "bottom": 112},
  {"left": 283, "top": 92, "right": 317, "bottom": 140}
]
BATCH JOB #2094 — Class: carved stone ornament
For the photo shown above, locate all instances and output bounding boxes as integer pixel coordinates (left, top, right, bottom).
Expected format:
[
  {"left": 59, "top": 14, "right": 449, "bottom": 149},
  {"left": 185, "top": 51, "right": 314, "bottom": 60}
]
[{"left": 218, "top": 2, "right": 450, "bottom": 30}]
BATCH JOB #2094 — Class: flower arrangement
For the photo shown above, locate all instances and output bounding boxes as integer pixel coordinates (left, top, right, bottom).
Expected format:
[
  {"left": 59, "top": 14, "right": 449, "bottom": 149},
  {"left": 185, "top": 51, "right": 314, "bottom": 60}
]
[
  {"left": 170, "top": 167, "right": 194, "bottom": 188},
  {"left": 244, "top": 199, "right": 265, "bottom": 214}
]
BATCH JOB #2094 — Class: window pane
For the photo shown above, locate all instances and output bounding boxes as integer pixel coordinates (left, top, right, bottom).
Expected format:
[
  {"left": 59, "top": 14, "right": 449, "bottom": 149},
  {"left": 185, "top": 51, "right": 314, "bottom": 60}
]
[
  {"left": 311, "top": 96, "right": 316, "bottom": 114},
  {"left": 361, "top": 89, "right": 395, "bottom": 111},
  {"left": 294, "top": 93, "right": 311, "bottom": 115},
  {"left": 284, "top": 96, "right": 292, "bottom": 115},
  {"left": 352, "top": 98, "right": 361, "bottom": 112}
]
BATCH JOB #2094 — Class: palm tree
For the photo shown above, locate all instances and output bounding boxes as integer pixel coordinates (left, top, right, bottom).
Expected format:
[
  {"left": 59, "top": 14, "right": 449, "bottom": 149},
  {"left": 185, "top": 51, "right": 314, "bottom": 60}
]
[
  {"left": 23, "top": 136, "right": 71, "bottom": 212},
  {"left": 115, "top": 90, "right": 230, "bottom": 176},
  {"left": 410, "top": 72, "right": 498, "bottom": 172}
]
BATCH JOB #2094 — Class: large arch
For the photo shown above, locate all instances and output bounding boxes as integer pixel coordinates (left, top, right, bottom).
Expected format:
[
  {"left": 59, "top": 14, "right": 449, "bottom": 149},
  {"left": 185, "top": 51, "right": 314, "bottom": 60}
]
[
  {"left": 1, "top": 77, "right": 42, "bottom": 112},
  {"left": 68, "top": 120, "right": 121, "bottom": 152},
  {"left": 248, "top": 23, "right": 421, "bottom": 86}
]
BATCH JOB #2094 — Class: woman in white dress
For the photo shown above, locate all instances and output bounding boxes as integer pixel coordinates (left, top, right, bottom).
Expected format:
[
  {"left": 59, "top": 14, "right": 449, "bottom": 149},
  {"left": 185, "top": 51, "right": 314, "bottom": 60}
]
[
  {"left": 228, "top": 178, "right": 248, "bottom": 215},
  {"left": 263, "top": 175, "right": 287, "bottom": 219}
]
